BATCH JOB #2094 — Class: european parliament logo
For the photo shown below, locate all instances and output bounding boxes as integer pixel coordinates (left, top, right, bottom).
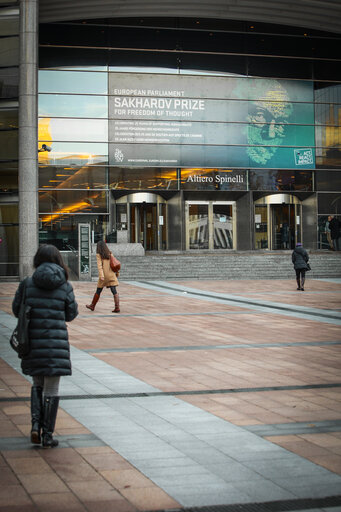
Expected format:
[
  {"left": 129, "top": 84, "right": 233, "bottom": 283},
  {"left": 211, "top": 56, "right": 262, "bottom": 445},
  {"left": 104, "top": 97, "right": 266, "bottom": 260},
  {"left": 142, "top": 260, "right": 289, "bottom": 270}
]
[{"left": 294, "top": 149, "right": 314, "bottom": 166}]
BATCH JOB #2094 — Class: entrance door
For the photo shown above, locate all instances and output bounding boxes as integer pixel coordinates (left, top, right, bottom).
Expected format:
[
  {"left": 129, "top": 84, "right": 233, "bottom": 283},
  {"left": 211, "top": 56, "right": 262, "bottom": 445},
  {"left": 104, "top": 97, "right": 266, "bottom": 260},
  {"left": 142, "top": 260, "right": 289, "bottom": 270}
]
[
  {"left": 254, "top": 195, "right": 302, "bottom": 250},
  {"left": 186, "top": 201, "right": 235, "bottom": 250},
  {"left": 130, "top": 203, "right": 158, "bottom": 250},
  {"left": 272, "top": 204, "right": 296, "bottom": 250},
  {"left": 188, "top": 203, "right": 209, "bottom": 249}
]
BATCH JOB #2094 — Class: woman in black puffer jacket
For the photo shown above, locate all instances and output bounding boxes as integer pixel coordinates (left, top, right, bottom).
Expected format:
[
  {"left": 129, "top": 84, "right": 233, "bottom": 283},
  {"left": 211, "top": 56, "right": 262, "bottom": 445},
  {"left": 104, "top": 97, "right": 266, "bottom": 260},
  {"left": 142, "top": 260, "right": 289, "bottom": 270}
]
[
  {"left": 12, "top": 245, "right": 78, "bottom": 448},
  {"left": 291, "top": 242, "right": 310, "bottom": 291}
]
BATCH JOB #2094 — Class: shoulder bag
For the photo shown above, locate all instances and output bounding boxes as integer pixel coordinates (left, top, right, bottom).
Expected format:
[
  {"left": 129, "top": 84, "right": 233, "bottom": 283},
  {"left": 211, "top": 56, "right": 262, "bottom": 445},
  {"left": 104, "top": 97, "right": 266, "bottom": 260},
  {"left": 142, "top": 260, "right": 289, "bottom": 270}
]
[
  {"left": 110, "top": 253, "right": 121, "bottom": 273},
  {"left": 10, "top": 278, "right": 31, "bottom": 358}
]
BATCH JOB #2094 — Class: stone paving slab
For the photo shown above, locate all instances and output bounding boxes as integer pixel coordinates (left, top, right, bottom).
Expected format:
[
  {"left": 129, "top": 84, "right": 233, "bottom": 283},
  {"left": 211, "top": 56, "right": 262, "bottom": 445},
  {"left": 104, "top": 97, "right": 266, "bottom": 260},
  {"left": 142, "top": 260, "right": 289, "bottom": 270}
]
[{"left": 1, "top": 279, "right": 341, "bottom": 511}]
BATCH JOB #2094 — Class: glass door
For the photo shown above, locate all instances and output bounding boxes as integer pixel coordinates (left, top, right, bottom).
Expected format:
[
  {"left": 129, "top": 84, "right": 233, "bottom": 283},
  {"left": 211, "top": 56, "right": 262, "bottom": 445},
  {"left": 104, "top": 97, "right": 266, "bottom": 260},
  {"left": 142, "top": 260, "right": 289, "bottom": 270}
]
[
  {"left": 213, "top": 204, "right": 233, "bottom": 249},
  {"left": 188, "top": 203, "right": 209, "bottom": 249},
  {"left": 130, "top": 203, "right": 158, "bottom": 250},
  {"left": 186, "top": 202, "right": 235, "bottom": 250},
  {"left": 271, "top": 204, "right": 296, "bottom": 250}
]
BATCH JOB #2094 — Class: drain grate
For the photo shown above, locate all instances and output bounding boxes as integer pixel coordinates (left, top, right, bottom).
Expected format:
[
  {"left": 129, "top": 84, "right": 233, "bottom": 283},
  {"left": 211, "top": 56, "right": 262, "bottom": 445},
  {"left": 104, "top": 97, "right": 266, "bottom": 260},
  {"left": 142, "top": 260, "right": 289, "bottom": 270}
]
[{"left": 146, "top": 495, "right": 341, "bottom": 512}]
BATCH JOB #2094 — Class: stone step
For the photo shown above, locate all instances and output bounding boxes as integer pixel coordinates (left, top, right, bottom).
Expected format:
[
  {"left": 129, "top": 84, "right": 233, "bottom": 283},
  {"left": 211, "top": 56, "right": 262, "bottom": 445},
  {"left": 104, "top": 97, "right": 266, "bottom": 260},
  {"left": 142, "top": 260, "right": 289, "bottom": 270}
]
[{"left": 90, "top": 252, "right": 341, "bottom": 281}]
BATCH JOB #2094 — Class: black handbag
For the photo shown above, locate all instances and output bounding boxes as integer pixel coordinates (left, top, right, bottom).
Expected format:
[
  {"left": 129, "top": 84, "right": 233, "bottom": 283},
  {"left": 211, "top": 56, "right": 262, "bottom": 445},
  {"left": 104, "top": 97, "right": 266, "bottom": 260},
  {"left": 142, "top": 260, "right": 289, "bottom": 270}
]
[
  {"left": 10, "top": 278, "right": 31, "bottom": 358},
  {"left": 306, "top": 263, "right": 311, "bottom": 271}
]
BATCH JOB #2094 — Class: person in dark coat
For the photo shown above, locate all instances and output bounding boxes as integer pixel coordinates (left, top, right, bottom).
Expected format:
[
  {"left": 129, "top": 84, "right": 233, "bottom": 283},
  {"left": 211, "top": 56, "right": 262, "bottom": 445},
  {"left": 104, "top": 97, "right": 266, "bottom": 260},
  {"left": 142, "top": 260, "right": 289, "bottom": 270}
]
[
  {"left": 329, "top": 216, "right": 341, "bottom": 251},
  {"left": 12, "top": 245, "right": 78, "bottom": 448},
  {"left": 291, "top": 242, "right": 309, "bottom": 291}
]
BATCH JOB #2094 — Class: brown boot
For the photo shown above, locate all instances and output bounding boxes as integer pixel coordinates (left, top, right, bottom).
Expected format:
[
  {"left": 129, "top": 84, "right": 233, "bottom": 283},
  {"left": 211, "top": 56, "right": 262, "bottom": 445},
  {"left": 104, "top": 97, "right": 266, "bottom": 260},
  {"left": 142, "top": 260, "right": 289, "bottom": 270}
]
[
  {"left": 112, "top": 294, "right": 120, "bottom": 313},
  {"left": 86, "top": 293, "right": 100, "bottom": 311}
]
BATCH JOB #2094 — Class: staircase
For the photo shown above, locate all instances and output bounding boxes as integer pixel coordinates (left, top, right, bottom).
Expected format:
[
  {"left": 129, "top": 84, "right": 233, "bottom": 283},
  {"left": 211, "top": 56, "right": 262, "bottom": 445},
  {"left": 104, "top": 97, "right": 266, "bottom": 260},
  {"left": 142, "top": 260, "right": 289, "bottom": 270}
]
[{"left": 90, "top": 251, "right": 341, "bottom": 281}]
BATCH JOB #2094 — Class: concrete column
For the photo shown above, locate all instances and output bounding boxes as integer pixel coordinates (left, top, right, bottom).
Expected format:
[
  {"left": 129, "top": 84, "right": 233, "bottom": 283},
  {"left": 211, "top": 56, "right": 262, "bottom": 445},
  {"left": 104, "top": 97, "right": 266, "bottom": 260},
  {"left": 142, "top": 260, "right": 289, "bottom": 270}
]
[
  {"left": 236, "top": 191, "right": 253, "bottom": 250},
  {"left": 19, "top": 0, "right": 38, "bottom": 278}
]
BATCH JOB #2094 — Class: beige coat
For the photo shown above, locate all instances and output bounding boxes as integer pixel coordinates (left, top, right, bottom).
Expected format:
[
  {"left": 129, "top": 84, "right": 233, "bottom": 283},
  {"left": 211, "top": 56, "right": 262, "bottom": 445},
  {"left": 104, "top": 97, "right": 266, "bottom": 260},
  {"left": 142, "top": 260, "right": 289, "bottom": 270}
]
[{"left": 96, "top": 254, "right": 119, "bottom": 288}]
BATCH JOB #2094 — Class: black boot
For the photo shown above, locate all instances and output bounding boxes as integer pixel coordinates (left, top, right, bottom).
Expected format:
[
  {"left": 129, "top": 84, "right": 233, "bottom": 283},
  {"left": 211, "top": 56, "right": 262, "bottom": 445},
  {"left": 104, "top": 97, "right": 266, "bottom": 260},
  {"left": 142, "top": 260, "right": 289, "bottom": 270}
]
[
  {"left": 301, "top": 276, "right": 305, "bottom": 291},
  {"left": 42, "top": 396, "right": 59, "bottom": 448},
  {"left": 296, "top": 278, "right": 301, "bottom": 290},
  {"left": 30, "top": 386, "right": 43, "bottom": 444}
]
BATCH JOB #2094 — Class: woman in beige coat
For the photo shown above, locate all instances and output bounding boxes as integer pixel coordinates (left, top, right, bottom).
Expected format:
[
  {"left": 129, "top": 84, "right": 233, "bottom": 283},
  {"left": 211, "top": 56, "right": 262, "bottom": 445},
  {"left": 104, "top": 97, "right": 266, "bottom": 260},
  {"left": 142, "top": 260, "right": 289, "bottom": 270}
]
[{"left": 86, "top": 241, "right": 120, "bottom": 313}]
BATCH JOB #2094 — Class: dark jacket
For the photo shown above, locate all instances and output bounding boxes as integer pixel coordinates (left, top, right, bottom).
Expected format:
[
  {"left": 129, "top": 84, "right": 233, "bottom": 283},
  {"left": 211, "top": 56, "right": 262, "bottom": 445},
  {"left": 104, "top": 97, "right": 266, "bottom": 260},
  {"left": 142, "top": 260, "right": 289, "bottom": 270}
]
[
  {"left": 12, "top": 262, "right": 78, "bottom": 376},
  {"left": 292, "top": 246, "right": 309, "bottom": 270},
  {"left": 329, "top": 217, "right": 340, "bottom": 240}
]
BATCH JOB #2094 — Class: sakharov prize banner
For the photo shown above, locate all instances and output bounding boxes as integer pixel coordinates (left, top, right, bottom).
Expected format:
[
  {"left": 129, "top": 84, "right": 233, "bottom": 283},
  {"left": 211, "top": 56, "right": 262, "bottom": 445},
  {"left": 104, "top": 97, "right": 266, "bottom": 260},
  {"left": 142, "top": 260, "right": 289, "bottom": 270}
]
[{"left": 108, "top": 73, "right": 315, "bottom": 169}]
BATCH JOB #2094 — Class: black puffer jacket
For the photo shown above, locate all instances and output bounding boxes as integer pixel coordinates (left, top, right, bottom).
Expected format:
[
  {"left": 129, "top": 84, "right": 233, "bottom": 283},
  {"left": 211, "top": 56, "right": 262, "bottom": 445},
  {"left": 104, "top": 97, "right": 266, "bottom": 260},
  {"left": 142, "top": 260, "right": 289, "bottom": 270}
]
[
  {"left": 12, "top": 262, "right": 78, "bottom": 376},
  {"left": 292, "top": 246, "right": 309, "bottom": 270}
]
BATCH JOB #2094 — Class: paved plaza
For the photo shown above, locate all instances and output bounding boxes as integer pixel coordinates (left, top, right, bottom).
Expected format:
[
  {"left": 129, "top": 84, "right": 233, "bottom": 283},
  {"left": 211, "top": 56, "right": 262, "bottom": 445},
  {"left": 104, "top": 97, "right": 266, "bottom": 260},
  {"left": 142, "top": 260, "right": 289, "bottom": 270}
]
[{"left": 0, "top": 278, "right": 341, "bottom": 512}]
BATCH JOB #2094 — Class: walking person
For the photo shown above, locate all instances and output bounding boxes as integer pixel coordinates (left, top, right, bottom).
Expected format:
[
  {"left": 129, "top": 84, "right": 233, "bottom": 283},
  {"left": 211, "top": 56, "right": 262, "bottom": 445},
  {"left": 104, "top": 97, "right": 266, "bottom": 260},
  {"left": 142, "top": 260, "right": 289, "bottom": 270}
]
[
  {"left": 86, "top": 240, "right": 120, "bottom": 313},
  {"left": 12, "top": 244, "right": 78, "bottom": 448},
  {"left": 292, "top": 242, "right": 310, "bottom": 291},
  {"left": 325, "top": 216, "right": 334, "bottom": 250},
  {"left": 329, "top": 215, "right": 341, "bottom": 251}
]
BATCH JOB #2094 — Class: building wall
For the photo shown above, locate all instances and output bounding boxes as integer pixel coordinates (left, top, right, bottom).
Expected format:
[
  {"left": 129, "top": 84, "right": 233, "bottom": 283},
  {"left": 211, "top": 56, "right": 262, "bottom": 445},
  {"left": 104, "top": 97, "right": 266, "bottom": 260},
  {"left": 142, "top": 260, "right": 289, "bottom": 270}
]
[
  {"left": 0, "top": 2, "right": 19, "bottom": 276},
  {"left": 1, "top": 15, "right": 341, "bottom": 274}
]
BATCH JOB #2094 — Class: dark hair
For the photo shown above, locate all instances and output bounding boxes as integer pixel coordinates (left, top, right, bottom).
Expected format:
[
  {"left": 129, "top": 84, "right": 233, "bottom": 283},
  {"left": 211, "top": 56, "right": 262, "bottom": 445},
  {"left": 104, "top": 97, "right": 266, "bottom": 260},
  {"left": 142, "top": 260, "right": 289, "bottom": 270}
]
[
  {"left": 96, "top": 240, "right": 110, "bottom": 260},
  {"left": 33, "top": 244, "right": 69, "bottom": 280}
]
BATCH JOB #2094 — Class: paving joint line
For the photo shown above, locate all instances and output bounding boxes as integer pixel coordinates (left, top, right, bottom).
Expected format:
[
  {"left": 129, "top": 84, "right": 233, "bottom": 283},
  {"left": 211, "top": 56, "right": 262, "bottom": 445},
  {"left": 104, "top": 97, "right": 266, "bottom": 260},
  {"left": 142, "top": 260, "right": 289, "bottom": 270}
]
[
  {"left": 135, "top": 281, "right": 341, "bottom": 322},
  {"left": 146, "top": 495, "right": 341, "bottom": 512},
  {"left": 1, "top": 382, "right": 340, "bottom": 402},
  {"left": 84, "top": 340, "right": 341, "bottom": 353}
]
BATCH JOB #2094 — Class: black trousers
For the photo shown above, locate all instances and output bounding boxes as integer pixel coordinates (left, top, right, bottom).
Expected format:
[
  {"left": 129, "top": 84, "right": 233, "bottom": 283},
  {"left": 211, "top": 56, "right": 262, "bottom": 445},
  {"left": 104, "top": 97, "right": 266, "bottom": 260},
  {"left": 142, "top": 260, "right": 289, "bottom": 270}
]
[
  {"left": 295, "top": 269, "right": 306, "bottom": 280},
  {"left": 96, "top": 286, "right": 117, "bottom": 296}
]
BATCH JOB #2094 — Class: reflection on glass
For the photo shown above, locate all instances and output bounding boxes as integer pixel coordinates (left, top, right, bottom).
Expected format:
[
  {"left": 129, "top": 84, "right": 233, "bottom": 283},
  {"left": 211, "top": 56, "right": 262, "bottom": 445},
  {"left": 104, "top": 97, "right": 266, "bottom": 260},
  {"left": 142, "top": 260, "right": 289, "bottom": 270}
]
[
  {"left": 213, "top": 204, "right": 233, "bottom": 249},
  {"left": 189, "top": 204, "right": 208, "bottom": 249},
  {"left": 38, "top": 142, "right": 108, "bottom": 166},
  {"left": 39, "top": 165, "right": 107, "bottom": 189},
  {"left": 0, "top": 36, "right": 19, "bottom": 67},
  {"left": 38, "top": 70, "right": 108, "bottom": 94},
  {"left": 0, "top": 162, "right": 18, "bottom": 192},
  {"left": 0, "top": 68, "right": 19, "bottom": 98},
  {"left": 39, "top": 94, "right": 108, "bottom": 118},
  {"left": 0, "top": 131, "right": 18, "bottom": 159},
  {"left": 249, "top": 170, "right": 312, "bottom": 191},
  {"left": 39, "top": 190, "right": 108, "bottom": 217},
  {"left": 255, "top": 205, "right": 268, "bottom": 249},
  {"left": 317, "top": 193, "right": 341, "bottom": 215},
  {"left": 109, "top": 50, "right": 178, "bottom": 74},
  {"left": 316, "top": 170, "right": 341, "bottom": 192},
  {"left": 0, "top": 204, "right": 19, "bottom": 276},
  {"left": 39, "top": 214, "right": 109, "bottom": 251},
  {"left": 109, "top": 167, "right": 177, "bottom": 190},
  {"left": 0, "top": 108, "right": 18, "bottom": 129},
  {"left": 315, "top": 84, "right": 341, "bottom": 168},
  {"left": 38, "top": 118, "right": 108, "bottom": 142}
]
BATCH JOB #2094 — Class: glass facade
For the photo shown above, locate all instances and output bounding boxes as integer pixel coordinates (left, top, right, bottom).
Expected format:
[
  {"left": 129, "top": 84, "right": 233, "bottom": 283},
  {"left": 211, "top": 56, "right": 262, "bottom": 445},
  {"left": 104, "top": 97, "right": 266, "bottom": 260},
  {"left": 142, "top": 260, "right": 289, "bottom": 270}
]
[
  {"left": 0, "top": 4, "right": 19, "bottom": 276},
  {"left": 2, "top": 14, "right": 341, "bottom": 274},
  {"left": 34, "top": 17, "right": 341, "bottom": 256}
]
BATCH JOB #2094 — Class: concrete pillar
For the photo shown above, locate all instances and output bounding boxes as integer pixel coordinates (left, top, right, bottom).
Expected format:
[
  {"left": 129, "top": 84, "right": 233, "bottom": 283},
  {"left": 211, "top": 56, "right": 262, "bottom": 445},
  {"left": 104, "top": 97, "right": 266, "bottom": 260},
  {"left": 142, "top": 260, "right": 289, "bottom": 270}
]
[
  {"left": 19, "top": 0, "right": 38, "bottom": 278},
  {"left": 236, "top": 192, "right": 253, "bottom": 250}
]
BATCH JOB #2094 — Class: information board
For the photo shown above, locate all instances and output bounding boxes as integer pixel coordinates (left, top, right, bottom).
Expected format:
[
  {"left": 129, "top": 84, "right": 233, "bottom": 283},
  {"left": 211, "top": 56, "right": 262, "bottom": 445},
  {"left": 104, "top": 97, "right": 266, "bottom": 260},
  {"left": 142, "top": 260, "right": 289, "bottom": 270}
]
[{"left": 78, "top": 223, "right": 91, "bottom": 278}]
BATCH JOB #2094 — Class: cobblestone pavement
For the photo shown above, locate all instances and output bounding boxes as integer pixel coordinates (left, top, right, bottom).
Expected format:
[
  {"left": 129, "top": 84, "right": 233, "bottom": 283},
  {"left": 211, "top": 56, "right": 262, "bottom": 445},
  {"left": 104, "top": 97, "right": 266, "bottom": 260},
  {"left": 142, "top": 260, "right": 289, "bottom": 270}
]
[{"left": 0, "top": 278, "right": 341, "bottom": 512}]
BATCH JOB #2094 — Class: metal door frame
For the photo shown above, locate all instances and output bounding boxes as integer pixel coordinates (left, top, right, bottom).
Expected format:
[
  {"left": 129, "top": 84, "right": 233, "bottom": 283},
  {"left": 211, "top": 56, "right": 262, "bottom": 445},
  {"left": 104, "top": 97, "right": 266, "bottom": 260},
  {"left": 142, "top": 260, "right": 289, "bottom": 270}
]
[{"left": 185, "top": 200, "right": 236, "bottom": 250}]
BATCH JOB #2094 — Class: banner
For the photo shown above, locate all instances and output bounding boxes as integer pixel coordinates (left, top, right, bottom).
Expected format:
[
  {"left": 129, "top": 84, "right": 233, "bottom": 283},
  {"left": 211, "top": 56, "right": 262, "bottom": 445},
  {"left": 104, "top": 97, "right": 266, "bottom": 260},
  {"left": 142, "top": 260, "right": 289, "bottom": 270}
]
[{"left": 109, "top": 73, "right": 315, "bottom": 169}]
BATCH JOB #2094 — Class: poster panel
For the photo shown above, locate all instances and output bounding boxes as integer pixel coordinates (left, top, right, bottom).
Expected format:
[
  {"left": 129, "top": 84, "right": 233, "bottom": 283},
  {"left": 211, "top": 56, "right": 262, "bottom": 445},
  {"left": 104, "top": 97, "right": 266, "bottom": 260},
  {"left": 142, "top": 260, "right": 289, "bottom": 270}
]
[{"left": 109, "top": 73, "right": 315, "bottom": 169}]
